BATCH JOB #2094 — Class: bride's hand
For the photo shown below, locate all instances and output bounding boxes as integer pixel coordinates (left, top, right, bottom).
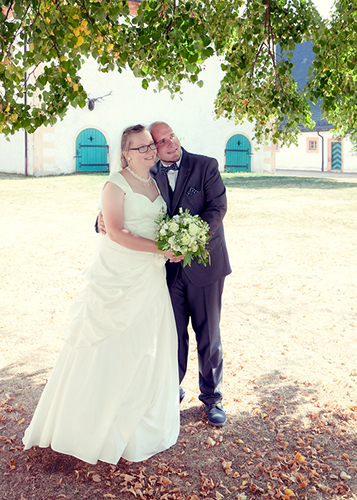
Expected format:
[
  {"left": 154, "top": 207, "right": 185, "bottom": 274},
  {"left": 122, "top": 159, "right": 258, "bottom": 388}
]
[{"left": 162, "top": 249, "right": 184, "bottom": 262}]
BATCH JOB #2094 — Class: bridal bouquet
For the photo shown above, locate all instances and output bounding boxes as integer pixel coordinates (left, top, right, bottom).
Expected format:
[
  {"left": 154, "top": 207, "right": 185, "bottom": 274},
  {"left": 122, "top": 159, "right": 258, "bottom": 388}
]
[{"left": 155, "top": 208, "right": 211, "bottom": 267}]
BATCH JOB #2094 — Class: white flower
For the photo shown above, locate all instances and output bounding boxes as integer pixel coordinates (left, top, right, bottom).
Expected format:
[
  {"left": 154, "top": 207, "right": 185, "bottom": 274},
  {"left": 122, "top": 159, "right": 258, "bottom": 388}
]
[
  {"left": 188, "top": 223, "right": 200, "bottom": 236},
  {"left": 155, "top": 207, "right": 210, "bottom": 267},
  {"left": 168, "top": 222, "right": 180, "bottom": 233},
  {"left": 180, "top": 233, "right": 191, "bottom": 245}
]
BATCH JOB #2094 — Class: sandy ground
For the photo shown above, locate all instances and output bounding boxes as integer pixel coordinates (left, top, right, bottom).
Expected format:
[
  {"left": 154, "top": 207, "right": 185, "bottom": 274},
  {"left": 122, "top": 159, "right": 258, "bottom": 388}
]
[{"left": 1, "top": 173, "right": 357, "bottom": 499}]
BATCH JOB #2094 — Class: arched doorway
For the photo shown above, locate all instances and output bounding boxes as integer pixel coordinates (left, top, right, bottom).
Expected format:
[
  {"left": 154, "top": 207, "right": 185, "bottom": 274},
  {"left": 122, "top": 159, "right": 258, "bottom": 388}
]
[
  {"left": 225, "top": 134, "right": 252, "bottom": 172},
  {"left": 75, "top": 128, "right": 109, "bottom": 172}
]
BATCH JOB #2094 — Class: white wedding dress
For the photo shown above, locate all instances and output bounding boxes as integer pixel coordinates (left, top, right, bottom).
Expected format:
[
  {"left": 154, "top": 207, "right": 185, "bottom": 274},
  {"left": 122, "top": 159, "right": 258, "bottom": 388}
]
[{"left": 23, "top": 172, "right": 180, "bottom": 465}]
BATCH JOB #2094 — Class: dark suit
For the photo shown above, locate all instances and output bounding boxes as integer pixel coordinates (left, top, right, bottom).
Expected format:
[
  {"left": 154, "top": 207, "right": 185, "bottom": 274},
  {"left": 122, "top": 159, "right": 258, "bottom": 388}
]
[{"left": 151, "top": 148, "right": 231, "bottom": 405}]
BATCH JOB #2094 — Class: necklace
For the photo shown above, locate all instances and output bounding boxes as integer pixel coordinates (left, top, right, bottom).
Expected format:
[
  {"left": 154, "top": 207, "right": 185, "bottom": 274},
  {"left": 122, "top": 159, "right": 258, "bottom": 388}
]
[{"left": 126, "top": 165, "right": 153, "bottom": 185}]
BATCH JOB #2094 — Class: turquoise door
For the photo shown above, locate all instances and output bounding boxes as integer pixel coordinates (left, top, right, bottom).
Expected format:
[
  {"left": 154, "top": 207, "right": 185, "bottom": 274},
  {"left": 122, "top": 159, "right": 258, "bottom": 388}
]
[
  {"left": 225, "top": 134, "right": 251, "bottom": 172},
  {"left": 75, "top": 128, "right": 109, "bottom": 172},
  {"left": 331, "top": 142, "right": 342, "bottom": 171}
]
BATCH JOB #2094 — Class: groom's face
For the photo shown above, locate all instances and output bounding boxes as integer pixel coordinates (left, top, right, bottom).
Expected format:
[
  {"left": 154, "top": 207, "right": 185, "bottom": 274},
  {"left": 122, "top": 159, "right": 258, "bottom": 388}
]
[{"left": 151, "top": 123, "right": 182, "bottom": 164}]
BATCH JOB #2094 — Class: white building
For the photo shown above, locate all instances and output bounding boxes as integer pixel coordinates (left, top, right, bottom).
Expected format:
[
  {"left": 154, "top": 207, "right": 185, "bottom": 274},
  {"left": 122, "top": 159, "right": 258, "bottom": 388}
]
[
  {"left": 0, "top": 53, "right": 273, "bottom": 176},
  {"left": 275, "top": 41, "right": 357, "bottom": 174}
]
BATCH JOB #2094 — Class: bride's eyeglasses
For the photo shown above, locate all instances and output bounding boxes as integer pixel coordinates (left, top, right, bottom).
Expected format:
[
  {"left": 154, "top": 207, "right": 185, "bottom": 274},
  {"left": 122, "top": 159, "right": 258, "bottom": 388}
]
[{"left": 129, "top": 143, "right": 158, "bottom": 154}]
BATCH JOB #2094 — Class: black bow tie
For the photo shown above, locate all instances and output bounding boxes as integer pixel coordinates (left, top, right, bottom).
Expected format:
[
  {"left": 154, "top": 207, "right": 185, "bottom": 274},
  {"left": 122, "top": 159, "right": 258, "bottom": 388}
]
[{"left": 160, "top": 162, "right": 179, "bottom": 175}]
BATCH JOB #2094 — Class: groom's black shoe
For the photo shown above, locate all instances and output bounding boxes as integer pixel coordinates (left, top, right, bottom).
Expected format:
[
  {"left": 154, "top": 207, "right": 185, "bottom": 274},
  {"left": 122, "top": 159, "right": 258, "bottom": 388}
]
[
  {"left": 204, "top": 403, "right": 227, "bottom": 427},
  {"left": 179, "top": 386, "right": 185, "bottom": 404}
]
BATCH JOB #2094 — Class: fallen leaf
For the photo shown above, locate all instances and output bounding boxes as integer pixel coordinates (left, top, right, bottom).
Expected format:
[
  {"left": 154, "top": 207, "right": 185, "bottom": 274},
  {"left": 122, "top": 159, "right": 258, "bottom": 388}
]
[
  {"left": 18, "top": 418, "right": 25, "bottom": 425},
  {"left": 191, "top": 495, "right": 200, "bottom": 500},
  {"left": 317, "top": 483, "right": 331, "bottom": 492},
  {"left": 340, "top": 471, "right": 351, "bottom": 480},
  {"left": 7, "top": 459, "right": 15, "bottom": 470},
  {"left": 284, "top": 489, "right": 295, "bottom": 497},
  {"left": 250, "top": 483, "right": 264, "bottom": 493},
  {"left": 103, "top": 495, "right": 116, "bottom": 498},
  {"left": 207, "top": 437, "right": 216, "bottom": 446},
  {"left": 92, "top": 474, "right": 101, "bottom": 482},
  {"left": 158, "top": 476, "right": 171, "bottom": 486},
  {"left": 295, "top": 452, "right": 305, "bottom": 463},
  {"left": 215, "top": 492, "right": 224, "bottom": 500},
  {"left": 120, "top": 473, "right": 136, "bottom": 482},
  {"left": 221, "top": 460, "right": 233, "bottom": 475}
]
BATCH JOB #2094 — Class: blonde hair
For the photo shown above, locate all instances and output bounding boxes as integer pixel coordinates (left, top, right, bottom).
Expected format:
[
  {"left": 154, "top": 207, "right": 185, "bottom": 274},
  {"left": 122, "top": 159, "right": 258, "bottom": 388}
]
[{"left": 120, "top": 124, "right": 146, "bottom": 169}]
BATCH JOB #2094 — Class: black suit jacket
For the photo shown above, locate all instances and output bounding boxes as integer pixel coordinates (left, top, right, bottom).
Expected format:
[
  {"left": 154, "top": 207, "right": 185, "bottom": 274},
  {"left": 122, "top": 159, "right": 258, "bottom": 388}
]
[{"left": 151, "top": 148, "right": 231, "bottom": 287}]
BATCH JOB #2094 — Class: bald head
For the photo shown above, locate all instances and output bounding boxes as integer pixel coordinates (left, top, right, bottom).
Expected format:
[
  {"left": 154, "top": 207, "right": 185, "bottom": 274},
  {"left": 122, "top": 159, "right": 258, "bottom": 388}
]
[
  {"left": 148, "top": 121, "right": 170, "bottom": 135},
  {"left": 149, "top": 122, "right": 182, "bottom": 164}
]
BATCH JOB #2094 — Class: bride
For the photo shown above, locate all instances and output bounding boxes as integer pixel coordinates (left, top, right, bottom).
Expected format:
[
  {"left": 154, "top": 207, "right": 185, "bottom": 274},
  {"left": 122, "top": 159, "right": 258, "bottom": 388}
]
[{"left": 23, "top": 125, "right": 182, "bottom": 465}]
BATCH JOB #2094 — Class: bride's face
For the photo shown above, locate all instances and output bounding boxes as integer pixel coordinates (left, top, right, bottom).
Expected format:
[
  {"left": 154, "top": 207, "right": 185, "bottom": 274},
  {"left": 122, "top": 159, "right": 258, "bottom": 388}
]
[{"left": 126, "top": 130, "right": 157, "bottom": 171}]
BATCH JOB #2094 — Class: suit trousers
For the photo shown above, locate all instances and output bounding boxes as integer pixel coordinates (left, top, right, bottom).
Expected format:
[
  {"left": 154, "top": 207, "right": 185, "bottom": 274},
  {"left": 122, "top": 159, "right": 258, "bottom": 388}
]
[{"left": 168, "top": 267, "right": 225, "bottom": 406}]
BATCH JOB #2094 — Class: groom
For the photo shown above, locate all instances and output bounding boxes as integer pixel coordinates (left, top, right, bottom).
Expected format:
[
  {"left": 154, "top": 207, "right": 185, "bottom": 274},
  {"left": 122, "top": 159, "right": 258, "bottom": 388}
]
[{"left": 149, "top": 122, "right": 231, "bottom": 427}]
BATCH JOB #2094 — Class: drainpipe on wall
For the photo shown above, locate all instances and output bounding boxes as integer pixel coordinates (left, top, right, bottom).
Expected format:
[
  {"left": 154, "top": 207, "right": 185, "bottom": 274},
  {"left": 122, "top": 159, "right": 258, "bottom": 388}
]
[
  {"left": 24, "top": 35, "right": 28, "bottom": 176},
  {"left": 317, "top": 130, "right": 324, "bottom": 172}
]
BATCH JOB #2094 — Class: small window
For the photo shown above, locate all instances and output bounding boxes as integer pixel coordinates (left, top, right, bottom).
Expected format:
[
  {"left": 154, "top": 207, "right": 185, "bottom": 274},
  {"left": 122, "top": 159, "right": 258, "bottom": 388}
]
[
  {"left": 309, "top": 140, "right": 318, "bottom": 150},
  {"left": 306, "top": 137, "right": 319, "bottom": 153}
]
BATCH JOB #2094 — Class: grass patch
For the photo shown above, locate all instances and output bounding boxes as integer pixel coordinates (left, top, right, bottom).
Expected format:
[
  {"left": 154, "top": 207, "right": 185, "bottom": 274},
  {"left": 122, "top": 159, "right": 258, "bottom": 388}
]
[{"left": 222, "top": 172, "right": 357, "bottom": 190}]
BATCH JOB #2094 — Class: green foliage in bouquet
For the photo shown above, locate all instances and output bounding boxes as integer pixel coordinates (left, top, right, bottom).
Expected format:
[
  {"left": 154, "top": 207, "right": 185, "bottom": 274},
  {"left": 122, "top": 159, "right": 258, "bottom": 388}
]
[{"left": 155, "top": 208, "right": 211, "bottom": 268}]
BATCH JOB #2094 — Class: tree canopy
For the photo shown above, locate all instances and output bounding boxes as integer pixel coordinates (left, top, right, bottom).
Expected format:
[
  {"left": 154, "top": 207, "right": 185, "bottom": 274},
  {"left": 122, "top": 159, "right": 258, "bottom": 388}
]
[{"left": 1, "top": 0, "right": 356, "bottom": 146}]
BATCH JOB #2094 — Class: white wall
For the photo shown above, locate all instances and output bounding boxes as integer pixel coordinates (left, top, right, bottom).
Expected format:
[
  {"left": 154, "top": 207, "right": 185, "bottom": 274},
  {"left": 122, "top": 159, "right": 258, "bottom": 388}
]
[
  {"left": 0, "top": 56, "right": 269, "bottom": 176},
  {"left": 276, "top": 130, "right": 357, "bottom": 172},
  {"left": 343, "top": 140, "right": 357, "bottom": 172},
  {"left": 0, "top": 131, "right": 25, "bottom": 174}
]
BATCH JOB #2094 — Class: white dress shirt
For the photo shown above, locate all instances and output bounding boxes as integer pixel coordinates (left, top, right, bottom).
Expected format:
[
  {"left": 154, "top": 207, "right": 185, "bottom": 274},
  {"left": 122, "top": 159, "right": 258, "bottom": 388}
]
[{"left": 161, "top": 156, "right": 182, "bottom": 191}]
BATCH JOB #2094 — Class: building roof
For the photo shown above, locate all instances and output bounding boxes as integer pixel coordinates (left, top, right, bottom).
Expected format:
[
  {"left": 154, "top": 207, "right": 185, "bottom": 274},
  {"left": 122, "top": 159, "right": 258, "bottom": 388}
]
[{"left": 277, "top": 41, "right": 334, "bottom": 132}]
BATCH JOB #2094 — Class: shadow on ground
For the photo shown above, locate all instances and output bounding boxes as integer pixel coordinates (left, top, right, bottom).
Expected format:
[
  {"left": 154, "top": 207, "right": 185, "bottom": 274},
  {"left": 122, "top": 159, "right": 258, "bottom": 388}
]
[
  {"left": 1, "top": 369, "right": 356, "bottom": 500},
  {"left": 223, "top": 174, "right": 357, "bottom": 190}
]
